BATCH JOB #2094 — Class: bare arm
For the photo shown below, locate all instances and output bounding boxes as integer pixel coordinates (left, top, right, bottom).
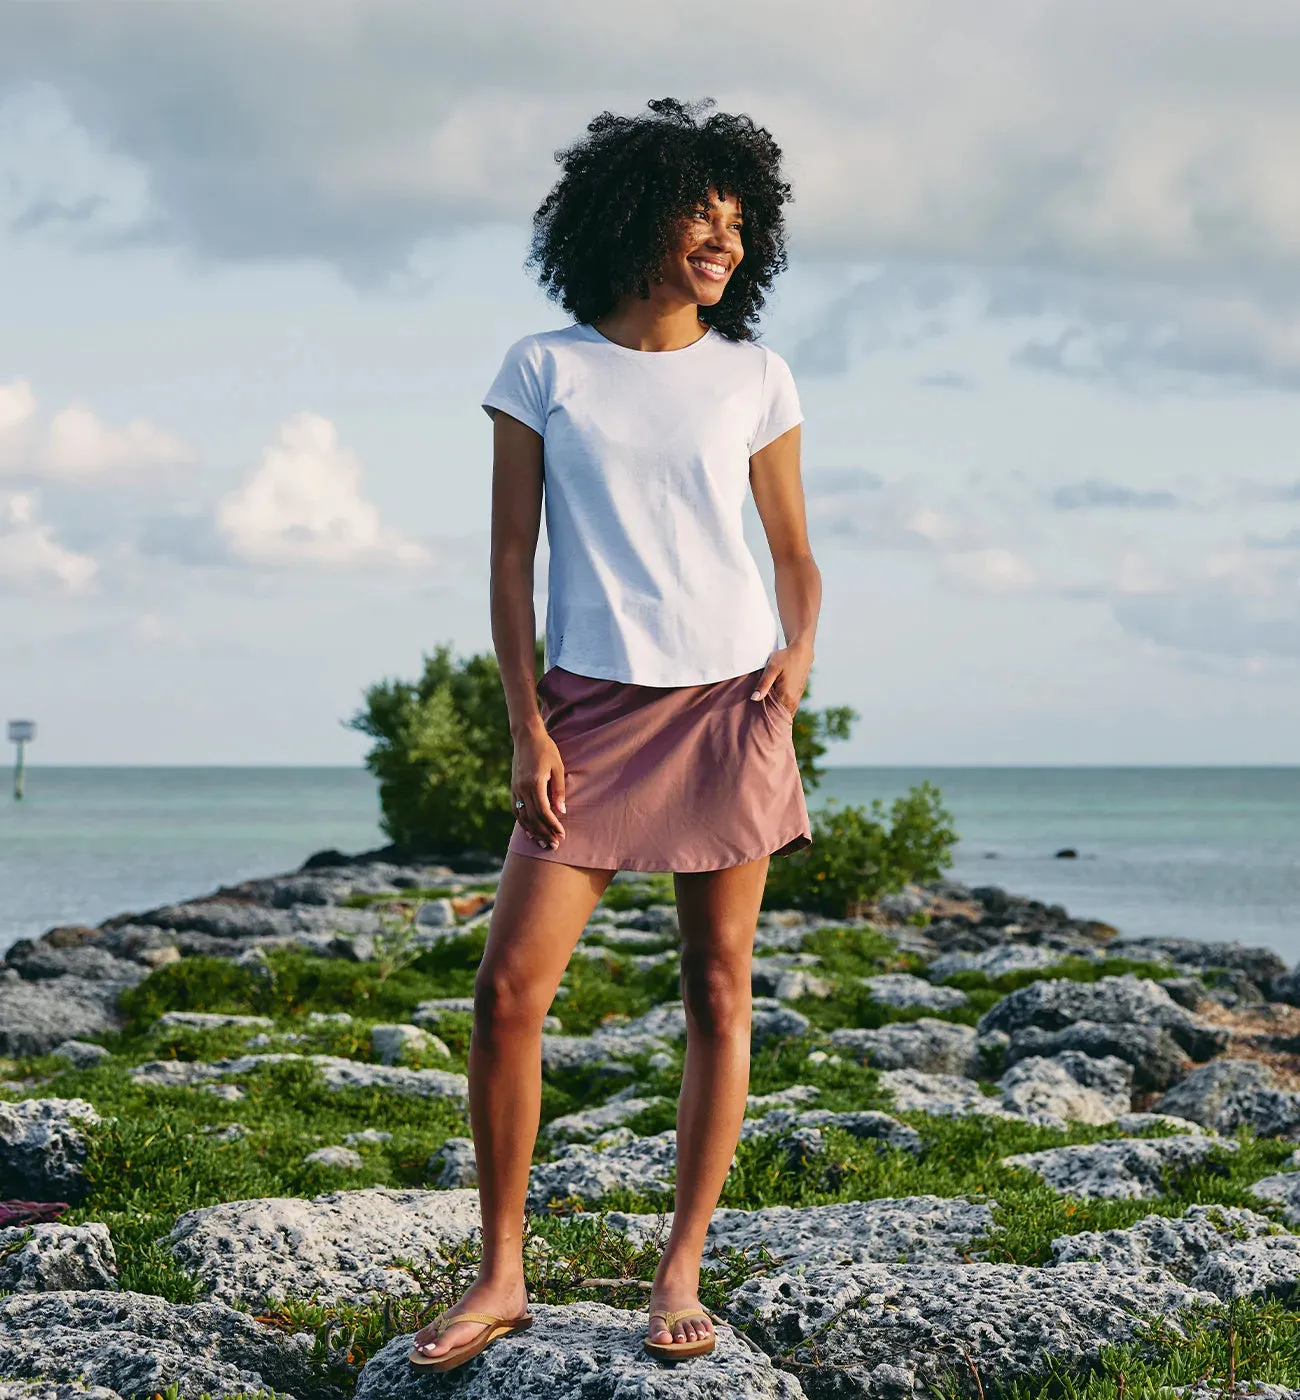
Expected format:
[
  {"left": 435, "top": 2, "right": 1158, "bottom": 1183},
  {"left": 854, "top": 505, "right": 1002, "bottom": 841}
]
[
  {"left": 489, "top": 411, "right": 566, "bottom": 847},
  {"left": 748, "top": 423, "right": 822, "bottom": 714}
]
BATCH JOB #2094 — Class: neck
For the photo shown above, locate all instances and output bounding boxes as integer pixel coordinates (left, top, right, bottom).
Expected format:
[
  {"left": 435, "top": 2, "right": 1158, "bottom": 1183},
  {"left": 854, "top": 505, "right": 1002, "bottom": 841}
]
[{"left": 593, "top": 292, "right": 707, "bottom": 353}]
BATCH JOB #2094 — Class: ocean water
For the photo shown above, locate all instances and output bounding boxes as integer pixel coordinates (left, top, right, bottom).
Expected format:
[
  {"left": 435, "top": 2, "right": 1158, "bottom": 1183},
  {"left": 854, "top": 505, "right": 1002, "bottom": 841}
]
[{"left": 2, "top": 766, "right": 1298, "bottom": 963}]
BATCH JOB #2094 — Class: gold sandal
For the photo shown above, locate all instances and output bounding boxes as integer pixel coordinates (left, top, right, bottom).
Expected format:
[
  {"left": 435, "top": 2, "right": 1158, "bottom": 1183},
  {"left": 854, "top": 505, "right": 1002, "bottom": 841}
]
[
  {"left": 643, "top": 1307, "right": 717, "bottom": 1362},
  {"left": 407, "top": 1309, "right": 534, "bottom": 1372}
]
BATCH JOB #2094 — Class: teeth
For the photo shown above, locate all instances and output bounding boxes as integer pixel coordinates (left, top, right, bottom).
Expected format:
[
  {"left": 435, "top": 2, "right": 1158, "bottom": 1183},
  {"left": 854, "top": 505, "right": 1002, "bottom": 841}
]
[{"left": 690, "top": 258, "right": 728, "bottom": 275}]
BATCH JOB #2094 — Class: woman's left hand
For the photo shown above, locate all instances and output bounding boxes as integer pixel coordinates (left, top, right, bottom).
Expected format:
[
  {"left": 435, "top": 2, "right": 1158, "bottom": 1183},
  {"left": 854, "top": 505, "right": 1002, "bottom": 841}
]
[{"left": 751, "top": 643, "right": 813, "bottom": 719}]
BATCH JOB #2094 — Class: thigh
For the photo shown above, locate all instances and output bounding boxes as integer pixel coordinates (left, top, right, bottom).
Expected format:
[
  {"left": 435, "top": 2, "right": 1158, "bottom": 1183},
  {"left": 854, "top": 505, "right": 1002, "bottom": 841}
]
[
  {"left": 673, "top": 856, "right": 770, "bottom": 959},
  {"left": 480, "top": 851, "right": 617, "bottom": 988}
]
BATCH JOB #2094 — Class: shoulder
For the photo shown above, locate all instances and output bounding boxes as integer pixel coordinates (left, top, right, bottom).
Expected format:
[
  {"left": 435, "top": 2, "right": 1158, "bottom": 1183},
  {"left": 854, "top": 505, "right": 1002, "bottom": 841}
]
[
  {"left": 709, "top": 334, "right": 795, "bottom": 379},
  {"left": 495, "top": 325, "right": 587, "bottom": 370}
]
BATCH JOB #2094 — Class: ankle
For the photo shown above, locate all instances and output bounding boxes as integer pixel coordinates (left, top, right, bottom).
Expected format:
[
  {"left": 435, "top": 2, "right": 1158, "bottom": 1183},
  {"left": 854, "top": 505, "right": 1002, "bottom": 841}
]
[
  {"left": 652, "top": 1261, "right": 701, "bottom": 1295},
  {"left": 473, "top": 1265, "right": 526, "bottom": 1294}
]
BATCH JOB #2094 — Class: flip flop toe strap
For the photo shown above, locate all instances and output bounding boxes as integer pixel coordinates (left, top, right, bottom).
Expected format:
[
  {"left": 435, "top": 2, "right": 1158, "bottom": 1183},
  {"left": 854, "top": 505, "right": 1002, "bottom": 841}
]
[
  {"left": 434, "top": 1310, "right": 507, "bottom": 1336},
  {"left": 649, "top": 1308, "right": 713, "bottom": 1334}
]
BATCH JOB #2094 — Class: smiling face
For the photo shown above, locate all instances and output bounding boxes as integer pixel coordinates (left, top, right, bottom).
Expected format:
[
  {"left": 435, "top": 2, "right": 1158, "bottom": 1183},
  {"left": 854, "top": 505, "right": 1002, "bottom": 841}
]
[{"left": 658, "top": 187, "right": 745, "bottom": 309}]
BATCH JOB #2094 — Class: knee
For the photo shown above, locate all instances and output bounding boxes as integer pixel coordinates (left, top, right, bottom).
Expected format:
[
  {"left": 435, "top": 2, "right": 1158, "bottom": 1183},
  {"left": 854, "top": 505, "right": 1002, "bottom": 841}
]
[
  {"left": 680, "top": 953, "right": 750, "bottom": 1039},
  {"left": 473, "top": 963, "right": 550, "bottom": 1041}
]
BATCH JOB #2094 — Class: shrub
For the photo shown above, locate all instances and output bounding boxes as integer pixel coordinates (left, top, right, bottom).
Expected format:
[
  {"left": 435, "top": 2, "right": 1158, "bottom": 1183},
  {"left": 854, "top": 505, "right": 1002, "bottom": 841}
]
[
  {"left": 764, "top": 784, "right": 957, "bottom": 917},
  {"left": 348, "top": 641, "right": 545, "bottom": 855}
]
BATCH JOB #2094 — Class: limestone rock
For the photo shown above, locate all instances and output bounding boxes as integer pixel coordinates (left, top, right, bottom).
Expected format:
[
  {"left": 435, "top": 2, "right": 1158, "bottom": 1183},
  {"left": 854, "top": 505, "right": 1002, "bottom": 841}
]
[
  {"left": 745, "top": 1084, "right": 821, "bottom": 1113},
  {"left": 427, "top": 1137, "right": 477, "bottom": 1188},
  {"left": 0, "top": 1383, "right": 123, "bottom": 1400},
  {"left": 1049, "top": 1204, "right": 1300, "bottom": 1301},
  {"left": 751, "top": 956, "right": 834, "bottom": 1001},
  {"left": 726, "top": 1260, "right": 1214, "bottom": 1398},
  {"left": 541, "top": 1033, "right": 666, "bottom": 1073},
  {"left": 129, "top": 1053, "right": 468, "bottom": 1102},
  {"left": 1156, "top": 1058, "right": 1300, "bottom": 1138},
  {"left": 740, "top": 1109, "right": 922, "bottom": 1156},
  {"left": 997, "top": 1051, "right": 1133, "bottom": 1127},
  {"left": 168, "top": 1186, "right": 483, "bottom": 1306},
  {"left": 751, "top": 998, "right": 812, "bottom": 1044},
  {"left": 928, "top": 944, "right": 1069, "bottom": 981},
  {"left": 545, "top": 1093, "right": 667, "bottom": 1144},
  {"left": 155, "top": 1012, "right": 274, "bottom": 1032},
  {"left": 978, "top": 974, "right": 1226, "bottom": 1061},
  {"left": 134, "top": 899, "right": 296, "bottom": 940},
  {"left": 609, "top": 998, "right": 808, "bottom": 1045},
  {"left": 342, "top": 1129, "right": 392, "bottom": 1146},
  {"left": 1249, "top": 1172, "right": 1300, "bottom": 1225},
  {"left": 0, "top": 979, "right": 124, "bottom": 1057},
  {"left": 303, "top": 1145, "right": 363, "bottom": 1170},
  {"left": 0, "top": 1224, "right": 118, "bottom": 1292},
  {"left": 608, "top": 1195, "right": 994, "bottom": 1268},
  {"left": 0, "top": 1290, "right": 316, "bottom": 1399},
  {"left": 0, "top": 1098, "right": 101, "bottom": 1201},
  {"left": 1005, "top": 1020, "right": 1191, "bottom": 1093},
  {"left": 861, "top": 973, "right": 968, "bottom": 1011},
  {"left": 356, "top": 1301, "right": 802, "bottom": 1400},
  {"left": 1003, "top": 1134, "right": 1237, "bottom": 1199},
  {"left": 1112, "top": 937, "right": 1287, "bottom": 994},
  {"left": 528, "top": 1132, "right": 679, "bottom": 1210},
  {"left": 1114, "top": 1112, "right": 1202, "bottom": 1134},
  {"left": 828, "top": 1019, "right": 980, "bottom": 1076},
  {"left": 4, "top": 941, "right": 143, "bottom": 986},
  {"left": 49, "top": 1041, "right": 110, "bottom": 1069},
  {"left": 370, "top": 1024, "right": 449, "bottom": 1064},
  {"left": 879, "top": 1069, "right": 1018, "bottom": 1120}
]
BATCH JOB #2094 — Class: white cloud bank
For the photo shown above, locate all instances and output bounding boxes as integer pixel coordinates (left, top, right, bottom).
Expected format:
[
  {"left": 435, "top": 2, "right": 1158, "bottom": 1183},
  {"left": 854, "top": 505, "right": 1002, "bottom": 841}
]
[
  {"left": 4, "top": 0, "right": 1300, "bottom": 294},
  {"left": 0, "top": 492, "right": 97, "bottom": 594},
  {"left": 0, "top": 377, "right": 193, "bottom": 480},
  {"left": 216, "top": 412, "right": 429, "bottom": 569}
]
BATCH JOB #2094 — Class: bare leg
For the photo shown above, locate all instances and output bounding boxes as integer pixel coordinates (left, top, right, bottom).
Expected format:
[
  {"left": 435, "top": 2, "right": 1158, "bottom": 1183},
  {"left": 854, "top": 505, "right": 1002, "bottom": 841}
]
[
  {"left": 412, "top": 851, "right": 614, "bottom": 1358},
  {"left": 647, "top": 856, "right": 769, "bottom": 1348}
]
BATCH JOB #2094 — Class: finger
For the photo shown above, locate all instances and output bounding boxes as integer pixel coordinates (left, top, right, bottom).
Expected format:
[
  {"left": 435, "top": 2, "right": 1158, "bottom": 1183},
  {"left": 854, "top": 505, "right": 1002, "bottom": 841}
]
[
  {"left": 511, "top": 793, "right": 539, "bottom": 843},
  {"left": 513, "top": 789, "right": 548, "bottom": 845},
  {"left": 531, "top": 777, "right": 565, "bottom": 845},
  {"left": 751, "top": 661, "right": 782, "bottom": 701},
  {"left": 550, "top": 761, "right": 567, "bottom": 817}
]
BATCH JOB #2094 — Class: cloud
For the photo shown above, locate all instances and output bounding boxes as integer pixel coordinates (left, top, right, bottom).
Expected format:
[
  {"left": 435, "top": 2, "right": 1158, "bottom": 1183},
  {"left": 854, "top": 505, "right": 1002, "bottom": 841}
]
[
  {"left": 940, "top": 547, "right": 1037, "bottom": 595},
  {"left": 1110, "top": 546, "right": 1300, "bottom": 660},
  {"left": 5, "top": 1, "right": 1300, "bottom": 295},
  {"left": 216, "top": 412, "right": 430, "bottom": 569},
  {"left": 43, "top": 404, "right": 193, "bottom": 478},
  {"left": 0, "top": 491, "right": 97, "bottom": 593},
  {"left": 0, "top": 378, "right": 193, "bottom": 481},
  {"left": 1051, "top": 479, "right": 1181, "bottom": 511},
  {"left": 1116, "top": 586, "right": 1300, "bottom": 660}
]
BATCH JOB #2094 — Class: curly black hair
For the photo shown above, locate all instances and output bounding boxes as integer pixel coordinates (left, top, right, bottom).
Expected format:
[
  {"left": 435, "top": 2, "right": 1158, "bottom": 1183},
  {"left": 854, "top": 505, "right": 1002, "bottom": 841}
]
[{"left": 527, "top": 98, "right": 793, "bottom": 343}]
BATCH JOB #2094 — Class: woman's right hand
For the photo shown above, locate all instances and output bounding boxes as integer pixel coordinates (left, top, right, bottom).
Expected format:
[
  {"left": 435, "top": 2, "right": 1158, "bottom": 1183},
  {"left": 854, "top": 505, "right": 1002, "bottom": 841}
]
[{"left": 511, "top": 721, "right": 567, "bottom": 849}]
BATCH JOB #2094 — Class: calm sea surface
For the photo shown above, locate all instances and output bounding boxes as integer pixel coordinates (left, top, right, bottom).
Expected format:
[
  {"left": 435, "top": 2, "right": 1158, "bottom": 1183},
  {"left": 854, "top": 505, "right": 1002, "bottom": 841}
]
[{"left": 2, "top": 767, "right": 1298, "bottom": 962}]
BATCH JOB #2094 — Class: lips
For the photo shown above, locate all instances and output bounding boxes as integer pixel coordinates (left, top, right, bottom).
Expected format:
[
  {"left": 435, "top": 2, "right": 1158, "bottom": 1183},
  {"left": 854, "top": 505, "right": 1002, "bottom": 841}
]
[{"left": 687, "top": 256, "right": 729, "bottom": 282}]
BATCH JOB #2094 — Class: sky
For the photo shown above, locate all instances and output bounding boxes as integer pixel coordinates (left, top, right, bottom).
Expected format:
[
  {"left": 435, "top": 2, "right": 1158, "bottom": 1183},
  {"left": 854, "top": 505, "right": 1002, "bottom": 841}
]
[{"left": 2, "top": 1, "right": 1299, "bottom": 766}]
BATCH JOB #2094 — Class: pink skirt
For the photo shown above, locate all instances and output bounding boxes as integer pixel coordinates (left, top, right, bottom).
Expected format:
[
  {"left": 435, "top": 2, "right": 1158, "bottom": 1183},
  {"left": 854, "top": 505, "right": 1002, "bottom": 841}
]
[{"left": 508, "top": 665, "right": 812, "bottom": 873}]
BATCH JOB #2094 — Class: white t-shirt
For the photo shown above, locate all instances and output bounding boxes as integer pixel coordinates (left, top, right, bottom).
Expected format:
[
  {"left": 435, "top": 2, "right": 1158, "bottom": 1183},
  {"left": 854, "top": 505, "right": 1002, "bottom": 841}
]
[{"left": 482, "top": 322, "right": 803, "bottom": 687}]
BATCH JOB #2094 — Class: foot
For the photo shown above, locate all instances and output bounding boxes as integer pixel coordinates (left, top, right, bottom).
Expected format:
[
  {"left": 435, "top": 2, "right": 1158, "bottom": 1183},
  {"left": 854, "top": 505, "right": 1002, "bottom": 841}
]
[
  {"left": 410, "top": 1275, "right": 529, "bottom": 1360},
  {"left": 646, "top": 1281, "right": 713, "bottom": 1348}
]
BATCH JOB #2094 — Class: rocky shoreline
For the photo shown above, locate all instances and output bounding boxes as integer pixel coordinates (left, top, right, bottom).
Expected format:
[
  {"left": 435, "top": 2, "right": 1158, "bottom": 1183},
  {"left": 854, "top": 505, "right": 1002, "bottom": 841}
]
[{"left": 3, "top": 852, "right": 1300, "bottom": 1398}]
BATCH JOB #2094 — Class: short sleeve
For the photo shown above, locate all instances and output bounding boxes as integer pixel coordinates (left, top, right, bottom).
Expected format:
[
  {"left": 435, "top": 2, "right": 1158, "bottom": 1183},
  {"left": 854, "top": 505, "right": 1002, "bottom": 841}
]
[
  {"left": 750, "top": 347, "right": 804, "bottom": 454},
  {"left": 481, "top": 336, "right": 547, "bottom": 435}
]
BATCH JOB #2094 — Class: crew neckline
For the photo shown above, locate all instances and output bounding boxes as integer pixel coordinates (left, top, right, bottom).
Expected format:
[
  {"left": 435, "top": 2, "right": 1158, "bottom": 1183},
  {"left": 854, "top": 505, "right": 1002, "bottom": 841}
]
[{"left": 581, "top": 322, "right": 717, "bottom": 357}]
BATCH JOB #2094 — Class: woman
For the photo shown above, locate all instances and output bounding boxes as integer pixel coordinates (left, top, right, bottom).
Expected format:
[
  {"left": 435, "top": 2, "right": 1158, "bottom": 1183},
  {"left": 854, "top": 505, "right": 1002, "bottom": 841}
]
[{"left": 410, "top": 98, "right": 821, "bottom": 1371}]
